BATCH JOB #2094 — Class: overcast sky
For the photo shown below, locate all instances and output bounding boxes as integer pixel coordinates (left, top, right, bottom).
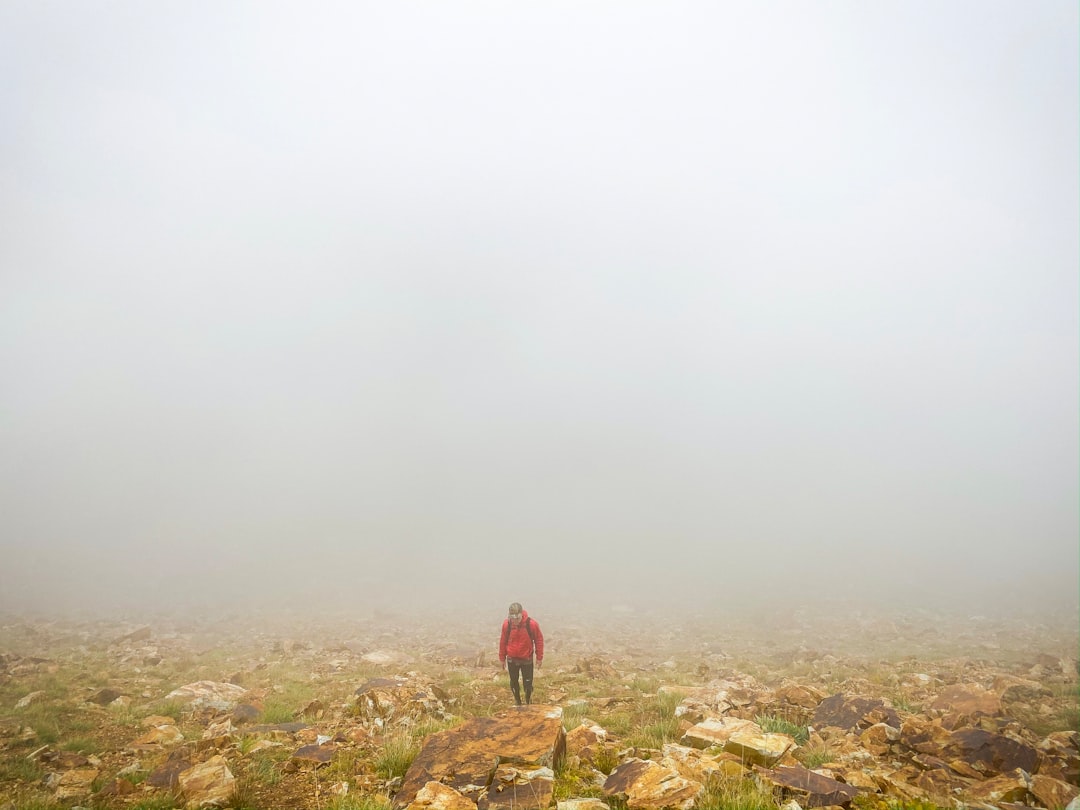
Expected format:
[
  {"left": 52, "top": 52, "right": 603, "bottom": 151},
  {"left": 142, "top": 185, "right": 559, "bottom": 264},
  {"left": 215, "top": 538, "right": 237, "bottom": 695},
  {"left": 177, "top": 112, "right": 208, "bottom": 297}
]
[{"left": 1, "top": 1, "right": 1077, "bottom": 619}]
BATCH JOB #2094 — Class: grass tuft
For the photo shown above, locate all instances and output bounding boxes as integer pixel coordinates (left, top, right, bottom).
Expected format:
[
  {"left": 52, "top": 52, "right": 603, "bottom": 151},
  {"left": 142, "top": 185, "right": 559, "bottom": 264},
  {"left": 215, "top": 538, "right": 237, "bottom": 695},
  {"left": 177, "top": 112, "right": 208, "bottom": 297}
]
[
  {"left": 696, "top": 776, "right": 777, "bottom": 810},
  {"left": 327, "top": 795, "right": 395, "bottom": 810},
  {"left": 755, "top": 713, "right": 809, "bottom": 744},
  {"left": 374, "top": 732, "right": 421, "bottom": 780}
]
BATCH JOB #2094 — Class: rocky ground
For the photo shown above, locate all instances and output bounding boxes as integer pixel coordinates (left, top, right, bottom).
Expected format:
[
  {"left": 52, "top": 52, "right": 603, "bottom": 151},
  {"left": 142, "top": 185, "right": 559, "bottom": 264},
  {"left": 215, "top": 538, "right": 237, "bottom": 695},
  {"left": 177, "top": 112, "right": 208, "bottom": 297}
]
[{"left": 0, "top": 604, "right": 1076, "bottom": 810}]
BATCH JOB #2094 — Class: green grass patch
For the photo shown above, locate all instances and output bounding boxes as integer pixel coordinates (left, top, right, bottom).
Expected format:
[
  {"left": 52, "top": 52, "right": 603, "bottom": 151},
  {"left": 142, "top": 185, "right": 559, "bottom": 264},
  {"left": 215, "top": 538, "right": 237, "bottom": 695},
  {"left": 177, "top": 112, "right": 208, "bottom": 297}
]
[
  {"left": 600, "top": 710, "right": 633, "bottom": 737},
  {"left": 755, "top": 713, "right": 809, "bottom": 744},
  {"left": 60, "top": 736, "right": 100, "bottom": 754},
  {"left": 374, "top": 732, "right": 421, "bottom": 780},
  {"left": 796, "top": 741, "right": 835, "bottom": 768},
  {"left": 0, "top": 754, "right": 46, "bottom": 782},
  {"left": 561, "top": 702, "right": 590, "bottom": 730},
  {"left": 593, "top": 745, "right": 622, "bottom": 775},
  {"left": 0, "top": 799, "right": 67, "bottom": 810},
  {"left": 696, "top": 776, "right": 777, "bottom": 810},
  {"left": 852, "top": 796, "right": 953, "bottom": 810},
  {"left": 260, "top": 698, "right": 298, "bottom": 724},
  {"left": 327, "top": 795, "right": 394, "bottom": 810},
  {"left": 629, "top": 716, "right": 680, "bottom": 750},
  {"left": 149, "top": 698, "right": 186, "bottom": 722}
]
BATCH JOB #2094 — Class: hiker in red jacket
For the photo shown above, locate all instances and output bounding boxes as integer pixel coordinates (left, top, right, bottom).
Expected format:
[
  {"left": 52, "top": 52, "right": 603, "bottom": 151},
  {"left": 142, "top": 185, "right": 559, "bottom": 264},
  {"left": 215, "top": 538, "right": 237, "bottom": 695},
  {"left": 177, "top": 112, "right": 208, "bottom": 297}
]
[{"left": 498, "top": 602, "right": 544, "bottom": 705}]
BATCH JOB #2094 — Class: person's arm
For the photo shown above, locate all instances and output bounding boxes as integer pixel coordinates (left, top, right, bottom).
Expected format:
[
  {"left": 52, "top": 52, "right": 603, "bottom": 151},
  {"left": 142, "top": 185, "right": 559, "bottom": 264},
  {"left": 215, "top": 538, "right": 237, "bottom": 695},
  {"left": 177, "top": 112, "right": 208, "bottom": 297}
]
[
  {"left": 533, "top": 620, "right": 544, "bottom": 667},
  {"left": 498, "top": 620, "right": 509, "bottom": 669}
]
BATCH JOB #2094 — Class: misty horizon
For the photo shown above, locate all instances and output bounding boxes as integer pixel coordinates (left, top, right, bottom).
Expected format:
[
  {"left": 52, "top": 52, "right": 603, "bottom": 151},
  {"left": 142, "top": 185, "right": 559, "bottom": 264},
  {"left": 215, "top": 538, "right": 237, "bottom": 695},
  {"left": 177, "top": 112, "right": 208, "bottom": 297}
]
[{"left": 1, "top": 2, "right": 1077, "bottom": 622}]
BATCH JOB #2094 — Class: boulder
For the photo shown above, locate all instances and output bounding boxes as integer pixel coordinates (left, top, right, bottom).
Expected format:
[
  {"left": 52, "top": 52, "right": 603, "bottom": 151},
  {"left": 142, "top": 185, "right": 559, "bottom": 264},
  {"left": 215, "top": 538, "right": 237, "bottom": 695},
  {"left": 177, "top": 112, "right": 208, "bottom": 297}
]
[
  {"left": 930, "top": 684, "right": 1001, "bottom": 716},
  {"left": 681, "top": 717, "right": 759, "bottom": 749},
  {"left": 1030, "top": 774, "right": 1080, "bottom": 810},
  {"left": 723, "top": 730, "right": 796, "bottom": 767},
  {"left": 660, "top": 743, "right": 737, "bottom": 782},
  {"left": 558, "top": 800, "right": 609, "bottom": 810},
  {"left": 602, "top": 757, "right": 703, "bottom": 810},
  {"left": 487, "top": 764, "right": 556, "bottom": 810},
  {"left": 53, "top": 767, "right": 99, "bottom": 800},
  {"left": 129, "top": 722, "right": 185, "bottom": 749},
  {"left": 394, "top": 705, "right": 565, "bottom": 810},
  {"left": 753, "top": 764, "right": 860, "bottom": 808},
  {"left": 407, "top": 781, "right": 479, "bottom": 810},
  {"left": 1039, "top": 731, "right": 1080, "bottom": 783},
  {"left": 292, "top": 743, "right": 336, "bottom": 766},
  {"left": 146, "top": 752, "right": 192, "bottom": 788},
  {"left": 574, "top": 658, "right": 619, "bottom": 679},
  {"left": 775, "top": 684, "right": 827, "bottom": 711},
  {"left": 14, "top": 690, "right": 46, "bottom": 709},
  {"left": 88, "top": 687, "right": 124, "bottom": 705},
  {"left": 354, "top": 675, "right": 450, "bottom": 722},
  {"left": 859, "top": 723, "right": 899, "bottom": 756},
  {"left": 812, "top": 695, "right": 899, "bottom": 733},
  {"left": 963, "top": 771, "right": 1032, "bottom": 804},
  {"left": 942, "top": 728, "right": 1039, "bottom": 777},
  {"left": 166, "top": 681, "right": 247, "bottom": 711},
  {"left": 178, "top": 754, "right": 236, "bottom": 808}
]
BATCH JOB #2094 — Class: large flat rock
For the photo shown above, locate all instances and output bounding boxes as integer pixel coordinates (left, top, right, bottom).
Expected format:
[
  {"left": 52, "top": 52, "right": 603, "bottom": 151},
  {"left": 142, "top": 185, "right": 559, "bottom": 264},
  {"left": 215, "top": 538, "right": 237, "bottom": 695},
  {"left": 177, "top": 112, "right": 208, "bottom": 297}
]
[{"left": 394, "top": 705, "right": 565, "bottom": 810}]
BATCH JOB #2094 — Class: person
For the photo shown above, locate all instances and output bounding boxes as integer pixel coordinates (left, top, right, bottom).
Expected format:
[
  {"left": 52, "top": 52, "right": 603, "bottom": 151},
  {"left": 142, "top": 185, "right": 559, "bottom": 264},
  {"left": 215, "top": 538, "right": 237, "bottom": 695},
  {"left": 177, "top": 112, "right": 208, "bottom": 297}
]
[{"left": 498, "top": 602, "right": 544, "bottom": 705}]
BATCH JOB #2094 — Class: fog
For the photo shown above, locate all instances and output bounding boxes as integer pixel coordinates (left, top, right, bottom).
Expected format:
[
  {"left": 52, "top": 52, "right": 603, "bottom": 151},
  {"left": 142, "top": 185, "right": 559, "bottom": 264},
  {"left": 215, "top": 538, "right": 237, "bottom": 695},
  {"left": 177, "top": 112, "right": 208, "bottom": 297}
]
[{"left": 1, "top": 2, "right": 1077, "bottom": 622}]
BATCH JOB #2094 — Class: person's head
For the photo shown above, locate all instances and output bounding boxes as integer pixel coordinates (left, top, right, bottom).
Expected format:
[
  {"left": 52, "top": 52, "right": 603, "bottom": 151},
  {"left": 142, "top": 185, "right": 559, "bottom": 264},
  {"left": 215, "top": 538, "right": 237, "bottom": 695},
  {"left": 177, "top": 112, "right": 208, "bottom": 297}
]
[{"left": 508, "top": 602, "right": 523, "bottom": 624}]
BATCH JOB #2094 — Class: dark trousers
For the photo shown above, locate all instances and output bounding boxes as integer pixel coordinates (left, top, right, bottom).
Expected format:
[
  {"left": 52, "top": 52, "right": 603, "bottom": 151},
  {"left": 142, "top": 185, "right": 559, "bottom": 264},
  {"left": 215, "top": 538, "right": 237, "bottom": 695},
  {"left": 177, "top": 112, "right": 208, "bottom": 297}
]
[{"left": 507, "top": 658, "right": 534, "bottom": 705}]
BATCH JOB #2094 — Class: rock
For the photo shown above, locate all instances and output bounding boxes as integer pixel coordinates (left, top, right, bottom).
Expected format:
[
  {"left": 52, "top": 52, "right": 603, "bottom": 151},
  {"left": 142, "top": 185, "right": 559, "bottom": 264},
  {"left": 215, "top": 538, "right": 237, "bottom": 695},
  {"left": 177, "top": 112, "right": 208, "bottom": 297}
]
[
  {"left": 487, "top": 764, "right": 556, "bottom": 810},
  {"left": 859, "top": 723, "right": 899, "bottom": 756},
  {"left": 1039, "top": 731, "right": 1080, "bottom": 783},
  {"left": 874, "top": 766, "right": 928, "bottom": 801},
  {"left": 812, "top": 695, "right": 899, "bottom": 733},
  {"left": 753, "top": 764, "right": 860, "bottom": 808},
  {"left": 95, "top": 777, "right": 136, "bottom": 797},
  {"left": 942, "top": 728, "right": 1039, "bottom": 777},
  {"left": 142, "top": 714, "right": 179, "bottom": 727},
  {"left": 566, "top": 721, "right": 607, "bottom": 758},
  {"left": 659, "top": 743, "right": 738, "bottom": 782},
  {"left": 910, "top": 767, "right": 973, "bottom": 802},
  {"left": 166, "top": 681, "right": 248, "bottom": 711},
  {"left": 406, "top": 781, "right": 479, "bottom": 810},
  {"left": 362, "top": 650, "right": 407, "bottom": 666},
  {"left": 558, "top": 800, "right": 609, "bottom": 810},
  {"left": 394, "top": 705, "right": 565, "bottom": 810},
  {"left": 929, "top": 684, "right": 1002, "bottom": 727},
  {"left": 681, "top": 717, "right": 760, "bottom": 749},
  {"left": 177, "top": 754, "right": 236, "bottom": 808},
  {"left": 53, "top": 767, "right": 99, "bottom": 800},
  {"left": 354, "top": 675, "right": 449, "bottom": 722},
  {"left": 146, "top": 752, "right": 192, "bottom": 788},
  {"left": 602, "top": 757, "right": 703, "bottom": 810},
  {"left": 1030, "top": 774, "right": 1080, "bottom": 809},
  {"left": 231, "top": 703, "right": 261, "bottom": 724},
  {"left": 898, "top": 715, "right": 953, "bottom": 753},
  {"left": 963, "top": 771, "right": 1032, "bottom": 804},
  {"left": 295, "top": 698, "right": 325, "bottom": 719},
  {"left": 87, "top": 688, "right": 123, "bottom": 705},
  {"left": 723, "top": 730, "right": 796, "bottom": 767},
  {"left": 14, "top": 690, "right": 46, "bottom": 709},
  {"left": 775, "top": 684, "right": 827, "bottom": 711},
  {"left": 292, "top": 743, "right": 336, "bottom": 766},
  {"left": 575, "top": 657, "right": 619, "bottom": 679},
  {"left": 129, "top": 722, "right": 184, "bottom": 749}
]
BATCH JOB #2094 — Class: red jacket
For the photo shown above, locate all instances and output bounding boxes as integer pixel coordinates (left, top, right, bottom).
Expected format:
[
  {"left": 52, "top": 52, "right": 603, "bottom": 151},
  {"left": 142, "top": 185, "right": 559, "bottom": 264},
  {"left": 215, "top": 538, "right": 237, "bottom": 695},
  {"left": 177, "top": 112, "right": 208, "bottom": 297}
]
[{"left": 498, "top": 610, "right": 544, "bottom": 664}]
